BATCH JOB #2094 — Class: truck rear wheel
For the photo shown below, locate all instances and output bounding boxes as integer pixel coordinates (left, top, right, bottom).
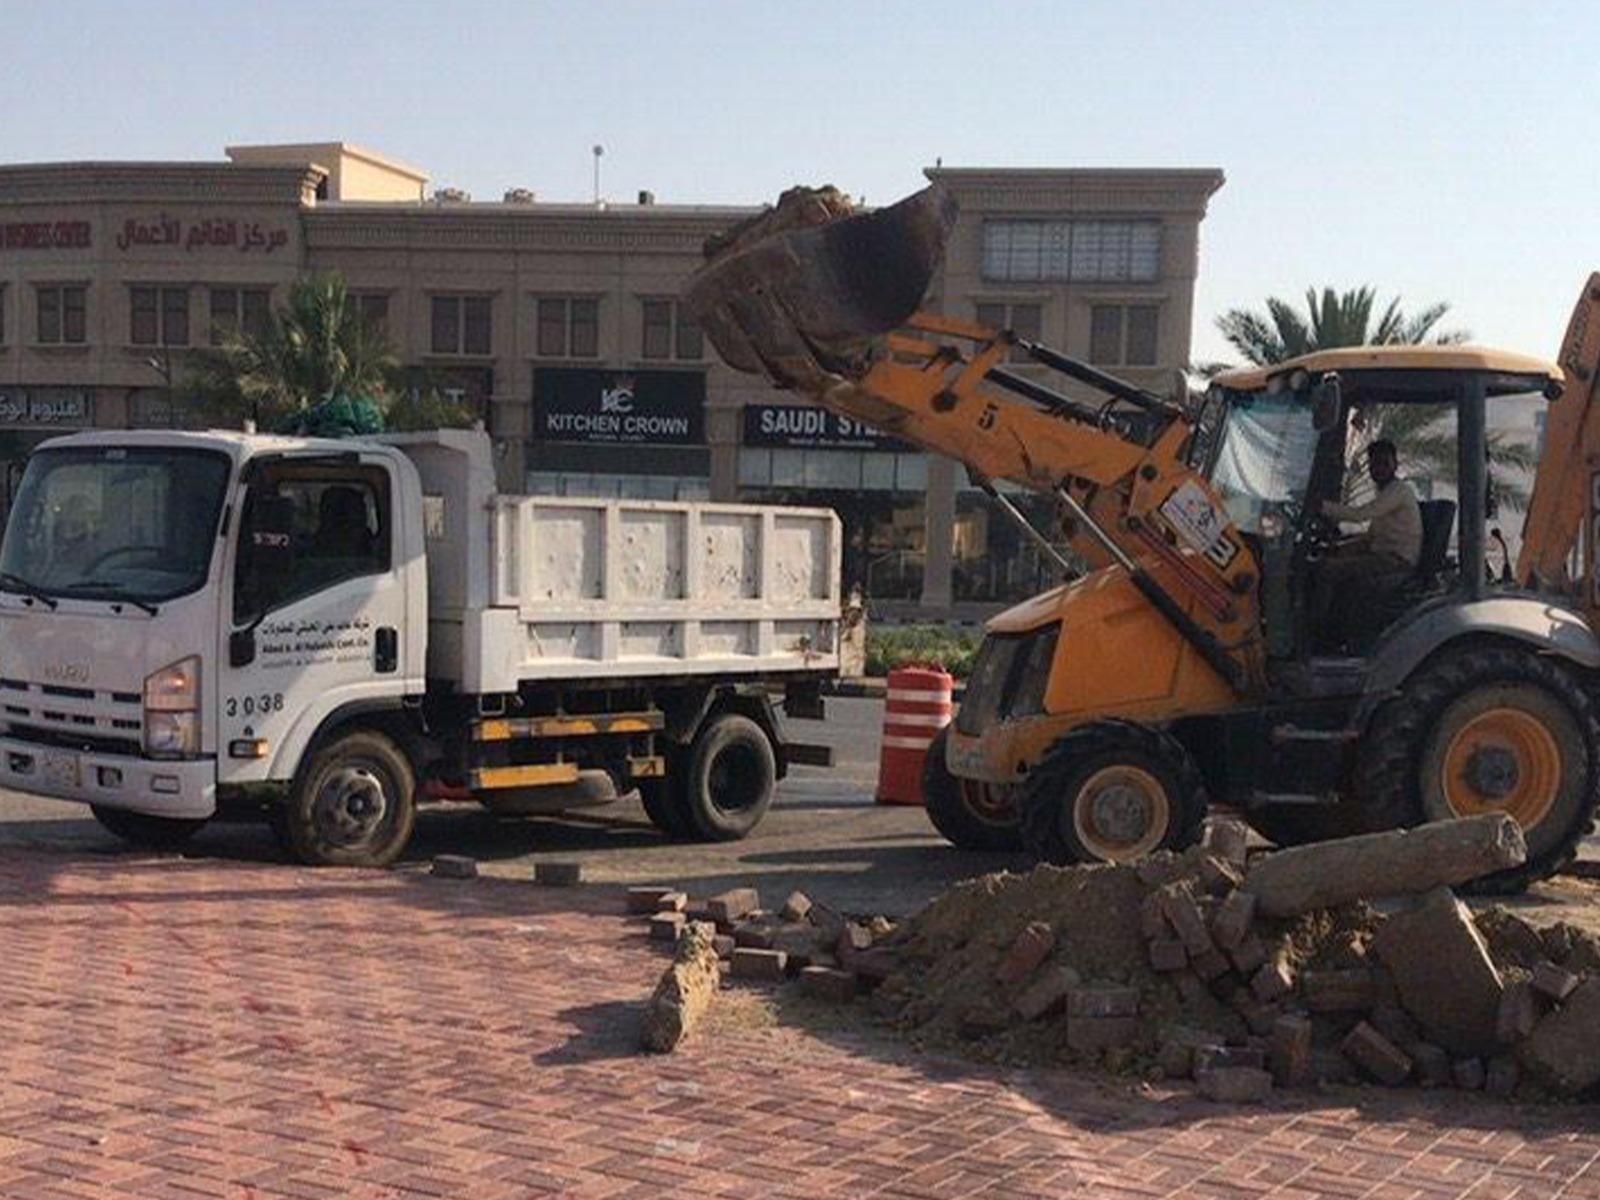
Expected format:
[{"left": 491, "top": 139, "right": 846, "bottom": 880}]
[
  {"left": 1358, "top": 644, "right": 1599, "bottom": 893},
  {"left": 282, "top": 730, "right": 416, "bottom": 867},
  {"left": 638, "top": 749, "right": 695, "bottom": 840},
  {"left": 922, "top": 728, "right": 1023, "bottom": 850},
  {"left": 1018, "top": 720, "right": 1205, "bottom": 865},
  {"left": 90, "top": 805, "right": 207, "bottom": 850},
  {"left": 681, "top": 713, "right": 776, "bottom": 841}
]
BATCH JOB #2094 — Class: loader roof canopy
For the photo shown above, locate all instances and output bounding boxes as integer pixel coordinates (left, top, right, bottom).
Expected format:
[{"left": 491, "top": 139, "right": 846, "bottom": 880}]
[{"left": 1213, "top": 344, "right": 1563, "bottom": 403}]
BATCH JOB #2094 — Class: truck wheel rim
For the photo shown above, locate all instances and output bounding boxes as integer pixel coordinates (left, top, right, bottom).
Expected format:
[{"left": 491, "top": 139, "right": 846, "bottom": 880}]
[
  {"left": 708, "top": 744, "right": 765, "bottom": 815},
  {"left": 1072, "top": 765, "right": 1168, "bottom": 861},
  {"left": 1440, "top": 706, "right": 1560, "bottom": 829},
  {"left": 314, "top": 766, "right": 389, "bottom": 846}
]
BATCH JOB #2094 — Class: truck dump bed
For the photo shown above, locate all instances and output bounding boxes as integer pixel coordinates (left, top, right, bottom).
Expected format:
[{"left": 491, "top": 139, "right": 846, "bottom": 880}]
[{"left": 382, "top": 430, "right": 842, "bottom": 693}]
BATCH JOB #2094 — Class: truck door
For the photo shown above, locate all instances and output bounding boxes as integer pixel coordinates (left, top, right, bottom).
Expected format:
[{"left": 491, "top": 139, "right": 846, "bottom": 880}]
[{"left": 218, "top": 456, "right": 409, "bottom": 783}]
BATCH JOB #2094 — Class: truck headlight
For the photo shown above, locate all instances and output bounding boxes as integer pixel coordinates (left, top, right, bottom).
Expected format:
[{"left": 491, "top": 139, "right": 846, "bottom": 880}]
[{"left": 144, "top": 656, "right": 200, "bottom": 757}]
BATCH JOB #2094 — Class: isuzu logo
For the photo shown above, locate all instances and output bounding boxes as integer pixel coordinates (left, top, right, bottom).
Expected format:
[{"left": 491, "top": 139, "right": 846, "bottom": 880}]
[{"left": 42, "top": 661, "right": 90, "bottom": 684}]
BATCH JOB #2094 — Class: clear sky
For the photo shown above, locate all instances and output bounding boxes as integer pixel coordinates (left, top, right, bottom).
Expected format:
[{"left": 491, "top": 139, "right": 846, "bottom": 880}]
[{"left": 7, "top": 0, "right": 1598, "bottom": 366}]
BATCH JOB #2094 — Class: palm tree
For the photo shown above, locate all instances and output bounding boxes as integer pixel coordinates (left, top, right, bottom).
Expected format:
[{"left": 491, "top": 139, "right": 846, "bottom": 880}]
[{"left": 1211, "top": 287, "right": 1536, "bottom": 510}]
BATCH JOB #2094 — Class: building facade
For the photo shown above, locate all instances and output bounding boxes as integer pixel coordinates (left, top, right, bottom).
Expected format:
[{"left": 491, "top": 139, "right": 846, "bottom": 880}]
[{"left": 0, "top": 144, "right": 1223, "bottom": 618}]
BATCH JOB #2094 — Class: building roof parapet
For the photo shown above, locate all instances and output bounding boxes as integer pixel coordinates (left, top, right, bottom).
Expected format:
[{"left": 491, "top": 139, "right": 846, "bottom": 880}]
[
  {"left": 924, "top": 166, "right": 1225, "bottom": 215},
  {"left": 0, "top": 161, "right": 324, "bottom": 205},
  {"left": 304, "top": 203, "right": 761, "bottom": 252}
]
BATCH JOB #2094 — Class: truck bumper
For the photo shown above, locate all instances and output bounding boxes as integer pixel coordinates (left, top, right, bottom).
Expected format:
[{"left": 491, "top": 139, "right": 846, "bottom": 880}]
[{"left": 0, "top": 737, "right": 216, "bottom": 819}]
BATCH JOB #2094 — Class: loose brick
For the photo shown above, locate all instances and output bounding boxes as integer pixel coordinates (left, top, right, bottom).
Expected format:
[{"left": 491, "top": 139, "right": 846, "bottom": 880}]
[
  {"left": 707, "top": 888, "right": 760, "bottom": 924},
  {"left": 1196, "top": 1043, "right": 1265, "bottom": 1072},
  {"left": 1066, "top": 1016, "right": 1140, "bottom": 1053},
  {"left": 626, "top": 885, "right": 677, "bottom": 914},
  {"left": 1160, "top": 885, "right": 1214, "bottom": 956},
  {"left": 1411, "top": 1042, "right": 1453, "bottom": 1087},
  {"left": 1485, "top": 1056, "right": 1520, "bottom": 1097},
  {"left": 1342, "top": 1021, "right": 1412, "bottom": 1086},
  {"left": 1067, "top": 985, "right": 1139, "bottom": 1019},
  {"left": 730, "top": 947, "right": 787, "bottom": 982},
  {"left": 1157, "top": 1026, "right": 1219, "bottom": 1079},
  {"left": 849, "top": 947, "right": 899, "bottom": 986},
  {"left": 711, "top": 934, "right": 736, "bottom": 959},
  {"left": 1137, "top": 851, "right": 1183, "bottom": 888},
  {"left": 798, "top": 966, "right": 855, "bottom": 1003},
  {"left": 1191, "top": 948, "right": 1231, "bottom": 982},
  {"left": 649, "top": 913, "right": 687, "bottom": 943},
  {"left": 1242, "top": 1001, "right": 1282, "bottom": 1037},
  {"left": 1196, "top": 1066, "right": 1273, "bottom": 1103},
  {"left": 1302, "top": 968, "right": 1377, "bottom": 1012},
  {"left": 770, "top": 925, "right": 827, "bottom": 967},
  {"left": 808, "top": 902, "right": 847, "bottom": 943},
  {"left": 837, "top": 922, "right": 873, "bottom": 958},
  {"left": 995, "top": 921, "right": 1055, "bottom": 984},
  {"left": 1175, "top": 971, "right": 1210, "bottom": 1007},
  {"left": 1530, "top": 960, "right": 1580, "bottom": 1004},
  {"left": 732, "top": 922, "right": 777, "bottom": 950},
  {"left": 430, "top": 854, "right": 477, "bottom": 879},
  {"left": 1210, "top": 890, "right": 1257, "bottom": 950},
  {"left": 1453, "top": 1057, "right": 1487, "bottom": 1090},
  {"left": 1014, "top": 965, "right": 1080, "bottom": 1021},
  {"left": 1269, "top": 1015, "right": 1313, "bottom": 1088},
  {"left": 1496, "top": 979, "right": 1540, "bottom": 1044},
  {"left": 1202, "top": 817, "right": 1251, "bottom": 867},
  {"left": 535, "top": 860, "right": 582, "bottom": 886},
  {"left": 653, "top": 891, "right": 687, "bottom": 913},
  {"left": 779, "top": 891, "right": 813, "bottom": 923},
  {"left": 1369, "top": 1000, "right": 1422, "bottom": 1051},
  {"left": 1198, "top": 854, "right": 1244, "bottom": 896},
  {"left": 1139, "top": 893, "right": 1172, "bottom": 940},
  {"left": 1149, "top": 938, "right": 1188, "bottom": 973},
  {"left": 1252, "top": 957, "right": 1295, "bottom": 1003}
]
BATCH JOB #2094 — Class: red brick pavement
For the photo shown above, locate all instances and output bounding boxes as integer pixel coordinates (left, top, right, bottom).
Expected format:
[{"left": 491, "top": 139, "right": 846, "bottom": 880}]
[{"left": 0, "top": 846, "right": 1595, "bottom": 1200}]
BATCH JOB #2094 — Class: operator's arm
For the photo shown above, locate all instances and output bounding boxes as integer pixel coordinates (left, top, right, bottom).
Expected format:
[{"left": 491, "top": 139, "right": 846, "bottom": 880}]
[{"left": 1323, "top": 485, "right": 1405, "bottom": 525}]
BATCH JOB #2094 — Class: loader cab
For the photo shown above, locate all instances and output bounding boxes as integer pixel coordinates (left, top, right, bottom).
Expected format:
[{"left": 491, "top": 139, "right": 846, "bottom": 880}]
[{"left": 1205, "top": 346, "right": 1564, "bottom": 665}]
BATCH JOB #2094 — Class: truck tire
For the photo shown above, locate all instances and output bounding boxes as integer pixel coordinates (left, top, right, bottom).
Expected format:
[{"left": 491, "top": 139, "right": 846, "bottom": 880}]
[
  {"left": 1356, "top": 644, "right": 1599, "bottom": 894},
  {"left": 638, "top": 749, "right": 695, "bottom": 840},
  {"left": 922, "top": 727, "right": 1023, "bottom": 851},
  {"left": 1018, "top": 720, "right": 1205, "bottom": 865},
  {"left": 90, "top": 805, "right": 207, "bottom": 850},
  {"left": 681, "top": 713, "right": 776, "bottom": 841},
  {"left": 281, "top": 729, "right": 417, "bottom": 867}
]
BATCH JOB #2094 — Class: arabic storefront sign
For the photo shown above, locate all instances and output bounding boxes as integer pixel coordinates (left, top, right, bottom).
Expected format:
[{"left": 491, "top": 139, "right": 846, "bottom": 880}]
[
  {"left": 0, "top": 389, "right": 93, "bottom": 427},
  {"left": 533, "top": 369, "right": 705, "bottom": 445},
  {"left": 115, "top": 213, "right": 290, "bottom": 254},
  {"left": 1, "top": 221, "right": 92, "bottom": 251},
  {"left": 742, "top": 403, "right": 908, "bottom": 451}
]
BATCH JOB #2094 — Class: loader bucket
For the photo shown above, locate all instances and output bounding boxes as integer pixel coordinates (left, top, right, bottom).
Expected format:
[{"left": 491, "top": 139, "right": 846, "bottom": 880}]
[{"left": 686, "top": 184, "right": 958, "bottom": 386}]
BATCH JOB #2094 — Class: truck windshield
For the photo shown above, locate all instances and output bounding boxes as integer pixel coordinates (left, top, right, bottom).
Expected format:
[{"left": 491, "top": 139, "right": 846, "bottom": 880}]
[
  {"left": 1206, "top": 395, "right": 1321, "bottom": 534},
  {"left": 0, "top": 446, "right": 232, "bottom": 604}
]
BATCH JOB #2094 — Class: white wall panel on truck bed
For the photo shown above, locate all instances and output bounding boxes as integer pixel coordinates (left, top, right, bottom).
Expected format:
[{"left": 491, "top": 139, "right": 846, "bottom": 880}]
[{"left": 381, "top": 429, "right": 842, "bottom": 693}]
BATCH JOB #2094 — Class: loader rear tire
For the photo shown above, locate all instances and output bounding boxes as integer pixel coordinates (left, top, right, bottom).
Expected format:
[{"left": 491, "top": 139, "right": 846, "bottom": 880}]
[
  {"left": 1357, "top": 644, "right": 1598, "bottom": 894},
  {"left": 1018, "top": 720, "right": 1206, "bottom": 865},
  {"left": 922, "top": 728, "right": 1023, "bottom": 851}
]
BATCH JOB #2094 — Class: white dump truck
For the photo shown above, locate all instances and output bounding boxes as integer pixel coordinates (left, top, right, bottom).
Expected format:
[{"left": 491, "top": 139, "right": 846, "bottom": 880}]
[{"left": 0, "top": 428, "right": 842, "bottom": 865}]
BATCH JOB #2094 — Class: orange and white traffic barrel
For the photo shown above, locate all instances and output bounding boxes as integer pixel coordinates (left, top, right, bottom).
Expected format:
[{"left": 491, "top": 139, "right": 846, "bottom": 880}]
[{"left": 875, "top": 666, "right": 954, "bottom": 805}]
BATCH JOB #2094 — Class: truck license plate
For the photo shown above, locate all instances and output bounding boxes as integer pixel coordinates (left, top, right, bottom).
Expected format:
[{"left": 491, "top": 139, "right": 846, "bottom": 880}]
[{"left": 40, "top": 750, "right": 80, "bottom": 789}]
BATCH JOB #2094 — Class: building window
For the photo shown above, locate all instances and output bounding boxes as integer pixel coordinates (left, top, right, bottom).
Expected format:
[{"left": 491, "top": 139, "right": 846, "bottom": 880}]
[
  {"left": 131, "top": 286, "right": 190, "bottom": 347},
  {"left": 641, "top": 299, "right": 703, "bottom": 361},
  {"left": 975, "top": 302, "right": 1042, "bottom": 363},
  {"left": 37, "top": 285, "right": 87, "bottom": 345},
  {"left": 209, "top": 287, "right": 271, "bottom": 344},
  {"left": 1089, "top": 304, "right": 1160, "bottom": 367},
  {"left": 981, "top": 220, "right": 1161, "bottom": 283},
  {"left": 0, "top": 286, "right": 6, "bottom": 345},
  {"left": 430, "top": 295, "right": 492, "bottom": 355},
  {"left": 353, "top": 293, "right": 389, "bottom": 332},
  {"left": 536, "top": 298, "right": 599, "bottom": 358}
]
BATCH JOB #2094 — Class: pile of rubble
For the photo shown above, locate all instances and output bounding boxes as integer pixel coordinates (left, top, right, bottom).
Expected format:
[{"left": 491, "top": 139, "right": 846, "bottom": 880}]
[{"left": 631, "top": 813, "right": 1600, "bottom": 1102}]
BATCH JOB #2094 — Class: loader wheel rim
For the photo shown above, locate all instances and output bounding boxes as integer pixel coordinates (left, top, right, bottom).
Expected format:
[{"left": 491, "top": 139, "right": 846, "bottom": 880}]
[
  {"left": 1072, "top": 765, "right": 1169, "bottom": 861},
  {"left": 1440, "top": 707, "right": 1561, "bottom": 828},
  {"left": 960, "top": 779, "right": 1014, "bottom": 825}
]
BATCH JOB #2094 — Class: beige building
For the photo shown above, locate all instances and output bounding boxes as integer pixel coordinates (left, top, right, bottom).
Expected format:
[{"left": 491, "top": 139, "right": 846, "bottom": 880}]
[{"left": 0, "top": 143, "right": 1223, "bottom": 618}]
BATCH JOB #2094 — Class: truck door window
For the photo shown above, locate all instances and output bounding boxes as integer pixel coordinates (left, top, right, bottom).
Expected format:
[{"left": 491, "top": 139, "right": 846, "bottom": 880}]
[{"left": 234, "top": 465, "right": 391, "bottom": 623}]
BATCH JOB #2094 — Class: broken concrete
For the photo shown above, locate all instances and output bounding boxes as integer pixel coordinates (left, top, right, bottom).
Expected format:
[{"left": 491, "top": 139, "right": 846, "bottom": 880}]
[
  {"left": 640, "top": 921, "right": 721, "bottom": 1053},
  {"left": 1371, "top": 887, "right": 1503, "bottom": 1057},
  {"left": 1519, "top": 976, "right": 1600, "bottom": 1095}
]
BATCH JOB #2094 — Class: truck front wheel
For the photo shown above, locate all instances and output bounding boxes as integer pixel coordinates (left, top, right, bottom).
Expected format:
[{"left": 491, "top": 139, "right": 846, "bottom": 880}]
[
  {"left": 682, "top": 713, "right": 776, "bottom": 841},
  {"left": 90, "top": 805, "right": 207, "bottom": 850},
  {"left": 282, "top": 730, "right": 416, "bottom": 867}
]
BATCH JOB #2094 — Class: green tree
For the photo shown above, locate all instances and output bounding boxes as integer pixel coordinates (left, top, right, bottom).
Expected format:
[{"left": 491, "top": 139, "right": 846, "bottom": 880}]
[{"left": 1211, "top": 286, "right": 1535, "bottom": 510}]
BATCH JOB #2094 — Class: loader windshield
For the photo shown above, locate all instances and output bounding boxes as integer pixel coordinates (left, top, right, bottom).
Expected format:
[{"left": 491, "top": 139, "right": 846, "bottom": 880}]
[
  {"left": 1207, "top": 395, "right": 1322, "bottom": 534},
  {"left": 1, "top": 446, "right": 232, "bottom": 604}
]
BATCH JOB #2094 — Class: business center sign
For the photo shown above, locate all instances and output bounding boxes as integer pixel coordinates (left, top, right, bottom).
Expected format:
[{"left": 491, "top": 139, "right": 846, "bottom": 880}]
[{"left": 534, "top": 369, "right": 705, "bottom": 445}]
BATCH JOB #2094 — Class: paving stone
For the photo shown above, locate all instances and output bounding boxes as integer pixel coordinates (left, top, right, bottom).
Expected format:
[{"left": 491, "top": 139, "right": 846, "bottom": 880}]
[
  {"left": 1453, "top": 1056, "right": 1487, "bottom": 1091},
  {"left": 1160, "top": 885, "right": 1215, "bottom": 956},
  {"left": 1519, "top": 976, "right": 1600, "bottom": 1095},
  {"left": 1370, "top": 886, "right": 1504, "bottom": 1056},
  {"left": 995, "top": 921, "right": 1055, "bottom": 984},
  {"left": 1198, "top": 854, "right": 1244, "bottom": 896},
  {"left": 1227, "top": 934, "right": 1268, "bottom": 978},
  {"left": 1191, "top": 947, "right": 1231, "bottom": 982},
  {"left": 626, "top": 885, "right": 677, "bottom": 914},
  {"left": 1066, "top": 1015, "right": 1140, "bottom": 1053},
  {"left": 779, "top": 891, "right": 813, "bottom": 923},
  {"left": 1342, "top": 1021, "right": 1412, "bottom": 1086},
  {"left": 1139, "top": 891, "right": 1172, "bottom": 939},
  {"left": 430, "top": 854, "right": 477, "bottom": 879},
  {"left": 1210, "top": 890, "right": 1256, "bottom": 950},
  {"left": 1269, "top": 1014, "right": 1313, "bottom": 1088},
  {"left": 1014, "top": 965, "right": 1080, "bottom": 1021},
  {"left": 732, "top": 921, "right": 777, "bottom": 950},
  {"left": 1485, "top": 1055, "right": 1520, "bottom": 1098},
  {"left": 1530, "top": 960, "right": 1580, "bottom": 1003},
  {"left": 1066, "top": 985, "right": 1139, "bottom": 1018},
  {"left": 649, "top": 912, "right": 687, "bottom": 942},
  {"left": 1148, "top": 937, "right": 1188, "bottom": 972},
  {"left": 1251, "top": 957, "right": 1295, "bottom": 1003},
  {"left": 1157, "top": 1025, "right": 1220, "bottom": 1080},
  {"left": 770, "top": 924, "right": 827, "bottom": 967},
  {"left": 1195, "top": 1066, "right": 1273, "bottom": 1103},
  {"left": 1196, "top": 1043, "right": 1265, "bottom": 1072},
  {"left": 1496, "top": 979, "right": 1540, "bottom": 1044},
  {"left": 1412, "top": 1042, "right": 1453, "bottom": 1088},
  {"left": 798, "top": 966, "right": 855, "bottom": 1003},
  {"left": 1202, "top": 817, "right": 1251, "bottom": 867},
  {"left": 707, "top": 887, "right": 761, "bottom": 924},
  {"left": 729, "top": 947, "right": 787, "bottom": 982},
  {"left": 807, "top": 901, "right": 847, "bottom": 943},
  {"left": 534, "top": 860, "right": 582, "bottom": 886},
  {"left": 1369, "top": 1000, "right": 1423, "bottom": 1051},
  {"left": 653, "top": 890, "right": 688, "bottom": 912},
  {"left": 1301, "top": 968, "right": 1378, "bottom": 1012},
  {"left": 711, "top": 934, "right": 736, "bottom": 960}
]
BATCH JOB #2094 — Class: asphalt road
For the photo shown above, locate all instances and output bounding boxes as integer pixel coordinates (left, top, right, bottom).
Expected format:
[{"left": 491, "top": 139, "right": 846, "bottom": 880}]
[{"left": 1, "top": 695, "right": 1596, "bottom": 921}]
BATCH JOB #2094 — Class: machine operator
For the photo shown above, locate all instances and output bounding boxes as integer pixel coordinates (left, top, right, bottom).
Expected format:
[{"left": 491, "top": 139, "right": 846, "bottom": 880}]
[{"left": 1311, "top": 439, "right": 1422, "bottom": 645}]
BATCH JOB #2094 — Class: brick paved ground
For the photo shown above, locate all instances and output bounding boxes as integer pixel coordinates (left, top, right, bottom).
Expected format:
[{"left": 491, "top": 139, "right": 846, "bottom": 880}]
[{"left": 0, "top": 847, "right": 1597, "bottom": 1200}]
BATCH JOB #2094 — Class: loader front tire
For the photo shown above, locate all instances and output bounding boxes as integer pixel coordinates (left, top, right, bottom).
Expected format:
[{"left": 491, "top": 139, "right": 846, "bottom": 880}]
[
  {"left": 1018, "top": 720, "right": 1205, "bottom": 865},
  {"left": 922, "top": 728, "right": 1023, "bottom": 851}
]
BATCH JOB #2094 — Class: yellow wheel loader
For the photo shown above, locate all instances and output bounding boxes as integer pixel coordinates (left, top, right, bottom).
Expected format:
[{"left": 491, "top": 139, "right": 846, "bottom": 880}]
[{"left": 687, "top": 185, "right": 1600, "bottom": 892}]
